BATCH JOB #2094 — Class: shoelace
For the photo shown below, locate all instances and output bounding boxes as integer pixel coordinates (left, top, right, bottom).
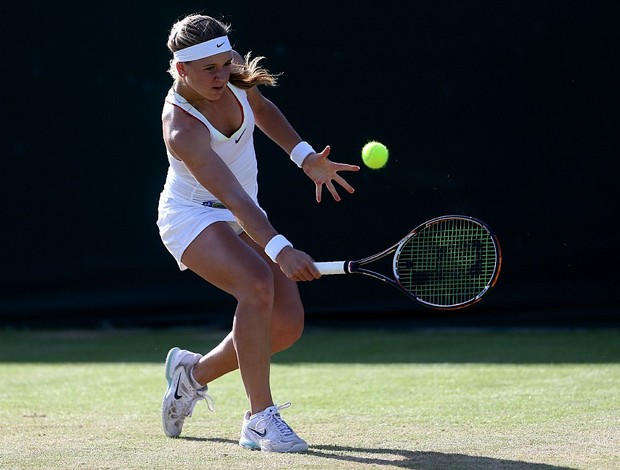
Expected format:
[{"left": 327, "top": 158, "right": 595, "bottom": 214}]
[
  {"left": 188, "top": 389, "right": 214, "bottom": 416},
  {"left": 268, "top": 402, "right": 295, "bottom": 437},
  {"left": 172, "top": 388, "right": 214, "bottom": 420}
]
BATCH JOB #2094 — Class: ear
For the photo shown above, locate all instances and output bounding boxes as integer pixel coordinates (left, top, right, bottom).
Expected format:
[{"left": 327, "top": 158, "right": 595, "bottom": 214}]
[{"left": 176, "top": 61, "right": 187, "bottom": 78}]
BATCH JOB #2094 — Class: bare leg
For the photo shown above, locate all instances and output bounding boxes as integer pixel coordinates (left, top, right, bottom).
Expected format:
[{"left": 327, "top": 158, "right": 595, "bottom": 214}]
[{"left": 181, "top": 223, "right": 304, "bottom": 414}]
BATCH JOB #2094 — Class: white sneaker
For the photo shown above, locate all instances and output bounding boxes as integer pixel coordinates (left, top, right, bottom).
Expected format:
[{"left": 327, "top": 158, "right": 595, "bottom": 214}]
[
  {"left": 239, "top": 402, "right": 308, "bottom": 452},
  {"left": 161, "top": 347, "right": 213, "bottom": 438}
]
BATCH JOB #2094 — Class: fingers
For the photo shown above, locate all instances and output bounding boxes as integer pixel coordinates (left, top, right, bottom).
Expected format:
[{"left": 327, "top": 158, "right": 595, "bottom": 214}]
[
  {"left": 308, "top": 146, "right": 359, "bottom": 202},
  {"left": 334, "top": 174, "right": 355, "bottom": 195},
  {"left": 319, "top": 145, "right": 331, "bottom": 158},
  {"left": 301, "top": 262, "right": 322, "bottom": 281},
  {"left": 281, "top": 253, "right": 322, "bottom": 282},
  {"left": 335, "top": 162, "right": 361, "bottom": 173},
  {"left": 289, "top": 268, "right": 321, "bottom": 282},
  {"left": 316, "top": 175, "right": 352, "bottom": 202},
  {"left": 326, "top": 180, "right": 341, "bottom": 202}
]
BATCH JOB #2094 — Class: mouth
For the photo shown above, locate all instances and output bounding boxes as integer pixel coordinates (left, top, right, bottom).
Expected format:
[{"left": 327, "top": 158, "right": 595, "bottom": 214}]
[{"left": 214, "top": 78, "right": 229, "bottom": 89}]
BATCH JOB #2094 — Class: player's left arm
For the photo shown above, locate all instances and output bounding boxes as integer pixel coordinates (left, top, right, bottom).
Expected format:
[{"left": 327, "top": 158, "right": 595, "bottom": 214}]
[{"left": 246, "top": 83, "right": 359, "bottom": 202}]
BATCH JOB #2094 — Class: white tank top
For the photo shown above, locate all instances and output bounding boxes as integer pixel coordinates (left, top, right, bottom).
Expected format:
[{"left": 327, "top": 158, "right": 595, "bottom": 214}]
[{"left": 161, "top": 83, "right": 259, "bottom": 205}]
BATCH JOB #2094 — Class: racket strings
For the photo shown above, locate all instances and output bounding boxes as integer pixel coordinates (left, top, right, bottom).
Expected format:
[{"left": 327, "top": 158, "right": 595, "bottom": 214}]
[{"left": 396, "top": 218, "right": 498, "bottom": 307}]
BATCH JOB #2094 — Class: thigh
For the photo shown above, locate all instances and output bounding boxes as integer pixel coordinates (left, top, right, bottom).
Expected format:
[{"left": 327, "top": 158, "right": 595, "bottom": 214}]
[
  {"left": 181, "top": 222, "right": 272, "bottom": 299},
  {"left": 239, "top": 233, "right": 304, "bottom": 329},
  {"left": 182, "top": 222, "right": 304, "bottom": 331}
]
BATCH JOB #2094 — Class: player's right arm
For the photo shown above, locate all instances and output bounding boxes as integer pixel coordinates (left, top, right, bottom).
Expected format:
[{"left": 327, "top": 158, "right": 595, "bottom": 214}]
[
  {"left": 163, "top": 104, "right": 277, "bottom": 249},
  {"left": 162, "top": 104, "right": 319, "bottom": 281}
]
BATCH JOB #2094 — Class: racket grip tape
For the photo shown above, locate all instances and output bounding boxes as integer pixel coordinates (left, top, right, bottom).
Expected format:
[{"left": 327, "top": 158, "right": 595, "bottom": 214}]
[{"left": 314, "top": 261, "right": 347, "bottom": 275}]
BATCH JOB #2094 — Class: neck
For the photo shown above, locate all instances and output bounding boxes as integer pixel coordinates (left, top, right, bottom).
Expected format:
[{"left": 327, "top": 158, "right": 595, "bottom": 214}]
[{"left": 173, "top": 82, "right": 210, "bottom": 106}]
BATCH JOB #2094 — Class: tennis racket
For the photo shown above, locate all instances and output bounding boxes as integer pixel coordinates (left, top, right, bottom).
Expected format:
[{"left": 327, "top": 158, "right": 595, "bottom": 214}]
[{"left": 314, "top": 215, "right": 501, "bottom": 310}]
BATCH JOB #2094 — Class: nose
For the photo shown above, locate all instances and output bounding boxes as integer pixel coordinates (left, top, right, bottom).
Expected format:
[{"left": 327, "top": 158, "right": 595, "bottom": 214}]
[{"left": 214, "top": 68, "right": 227, "bottom": 82}]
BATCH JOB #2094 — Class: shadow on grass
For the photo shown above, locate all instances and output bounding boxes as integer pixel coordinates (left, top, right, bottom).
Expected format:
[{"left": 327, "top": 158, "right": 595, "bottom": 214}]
[
  {"left": 309, "top": 444, "right": 577, "bottom": 469},
  {"left": 181, "top": 437, "right": 575, "bottom": 469}
]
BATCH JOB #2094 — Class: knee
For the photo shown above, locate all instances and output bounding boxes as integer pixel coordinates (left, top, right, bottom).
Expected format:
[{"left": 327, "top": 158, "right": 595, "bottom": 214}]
[
  {"left": 271, "top": 308, "right": 305, "bottom": 353},
  {"left": 235, "top": 264, "right": 275, "bottom": 314}
]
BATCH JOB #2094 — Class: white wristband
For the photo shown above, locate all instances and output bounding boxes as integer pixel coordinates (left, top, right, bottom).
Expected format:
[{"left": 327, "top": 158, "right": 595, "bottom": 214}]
[
  {"left": 290, "top": 141, "right": 315, "bottom": 168},
  {"left": 265, "top": 234, "right": 293, "bottom": 263}
]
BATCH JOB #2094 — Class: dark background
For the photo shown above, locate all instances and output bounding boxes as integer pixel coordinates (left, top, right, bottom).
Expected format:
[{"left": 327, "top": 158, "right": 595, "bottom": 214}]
[{"left": 2, "top": 1, "right": 618, "bottom": 327}]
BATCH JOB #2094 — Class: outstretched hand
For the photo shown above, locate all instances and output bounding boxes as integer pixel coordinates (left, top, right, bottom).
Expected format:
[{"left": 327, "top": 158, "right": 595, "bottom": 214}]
[{"left": 301, "top": 145, "right": 360, "bottom": 202}]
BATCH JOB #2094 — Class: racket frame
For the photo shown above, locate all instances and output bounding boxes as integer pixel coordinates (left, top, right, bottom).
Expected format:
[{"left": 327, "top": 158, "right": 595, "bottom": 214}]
[{"left": 315, "top": 215, "right": 502, "bottom": 310}]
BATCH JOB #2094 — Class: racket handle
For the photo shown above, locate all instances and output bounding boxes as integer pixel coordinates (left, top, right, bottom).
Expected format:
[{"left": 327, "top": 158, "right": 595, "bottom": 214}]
[{"left": 314, "top": 261, "right": 347, "bottom": 275}]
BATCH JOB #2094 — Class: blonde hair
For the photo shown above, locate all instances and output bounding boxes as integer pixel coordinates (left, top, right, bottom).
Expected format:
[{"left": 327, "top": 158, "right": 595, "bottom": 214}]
[{"left": 167, "top": 14, "right": 278, "bottom": 89}]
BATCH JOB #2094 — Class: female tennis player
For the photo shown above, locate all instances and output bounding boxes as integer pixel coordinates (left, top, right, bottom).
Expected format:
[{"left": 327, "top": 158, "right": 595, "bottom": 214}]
[{"left": 157, "top": 13, "right": 359, "bottom": 453}]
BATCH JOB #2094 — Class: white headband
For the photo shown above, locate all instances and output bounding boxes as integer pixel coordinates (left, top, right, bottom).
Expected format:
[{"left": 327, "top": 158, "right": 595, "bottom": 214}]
[{"left": 173, "top": 36, "right": 232, "bottom": 62}]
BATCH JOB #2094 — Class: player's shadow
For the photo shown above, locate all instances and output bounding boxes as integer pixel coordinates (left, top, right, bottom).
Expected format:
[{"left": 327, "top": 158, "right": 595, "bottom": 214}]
[
  {"left": 181, "top": 438, "right": 575, "bottom": 469},
  {"left": 308, "top": 444, "right": 575, "bottom": 469}
]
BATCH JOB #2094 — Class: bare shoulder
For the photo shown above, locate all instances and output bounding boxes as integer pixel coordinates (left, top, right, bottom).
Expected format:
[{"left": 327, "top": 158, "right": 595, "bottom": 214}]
[
  {"left": 163, "top": 101, "right": 201, "bottom": 136},
  {"left": 162, "top": 102, "right": 211, "bottom": 158}
]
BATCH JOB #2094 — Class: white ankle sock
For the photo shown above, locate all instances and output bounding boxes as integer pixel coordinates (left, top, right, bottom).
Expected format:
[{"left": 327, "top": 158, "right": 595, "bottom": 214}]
[{"left": 190, "top": 367, "right": 205, "bottom": 390}]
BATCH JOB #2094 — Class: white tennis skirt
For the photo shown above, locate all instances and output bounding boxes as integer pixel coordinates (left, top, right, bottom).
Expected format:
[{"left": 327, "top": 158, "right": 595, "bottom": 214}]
[{"left": 157, "top": 194, "right": 246, "bottom": 271}]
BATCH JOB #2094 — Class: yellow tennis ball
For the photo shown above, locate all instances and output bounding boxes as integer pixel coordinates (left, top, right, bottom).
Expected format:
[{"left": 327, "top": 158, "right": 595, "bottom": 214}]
[{"left": 361, "top": 141, "right": 389, "bottom": 169}]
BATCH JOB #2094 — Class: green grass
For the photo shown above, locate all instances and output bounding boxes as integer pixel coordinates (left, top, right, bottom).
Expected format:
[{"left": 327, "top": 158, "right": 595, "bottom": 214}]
[{"left": 0, "top": 328, "right": 618, "bottom": 469}]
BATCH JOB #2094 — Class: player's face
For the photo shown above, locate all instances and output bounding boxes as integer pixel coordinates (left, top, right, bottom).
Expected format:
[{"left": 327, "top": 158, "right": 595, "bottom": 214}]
[{"left": 180, "top": 51, "right": 233, "bottom": 101}]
